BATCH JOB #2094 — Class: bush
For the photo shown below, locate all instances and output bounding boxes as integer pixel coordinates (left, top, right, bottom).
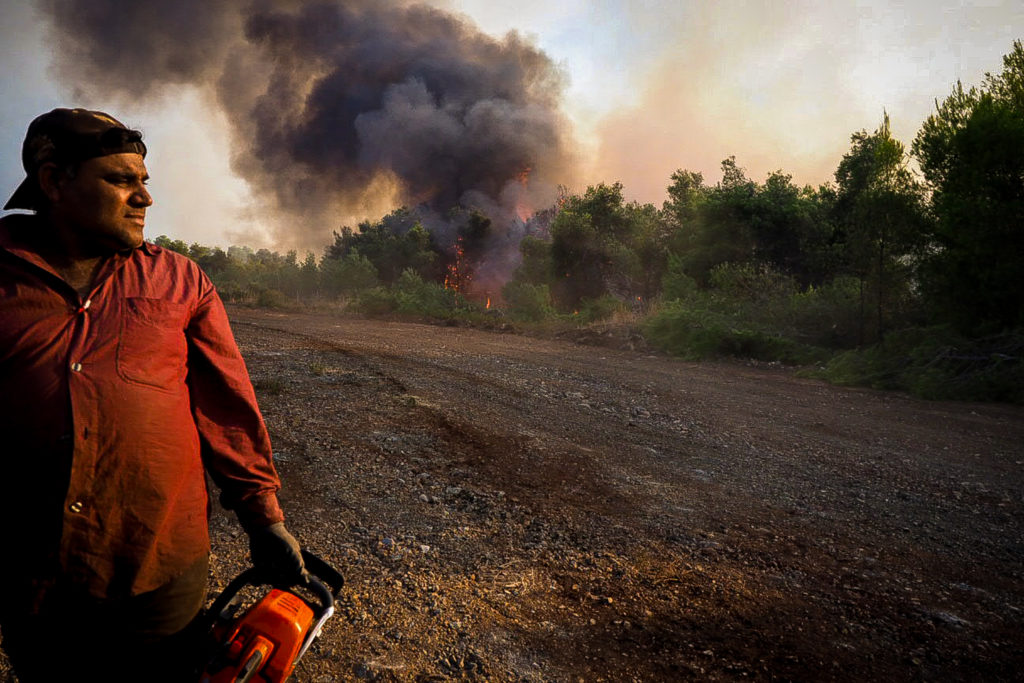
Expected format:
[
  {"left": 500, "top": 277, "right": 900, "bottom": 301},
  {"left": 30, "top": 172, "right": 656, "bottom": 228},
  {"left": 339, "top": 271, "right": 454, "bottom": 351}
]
[
  {"left": 644, "top": 301, "right": 818, "bottom": 363},
  {"left": 660, "top": 254, "right": 699, "bottom": 302},
  {"left": 708, "top": 262, "right": 796, "bottom": 302},
  {"left": 393, "top": 269, "right": 464, "bottom": 318},
  {"left": 576, "top": 295, "right": 624, "bottom": 324},
  {"left": 502, "top": 281, "right": 555, "bottom": 322},
  {"left": 813, "top": 327, "right": 1024, "bottom": 403},
  {"left": 784, "top": 276, "right": 862, "bottom": 348},
  {"left": 255, "top": 287, "right": 294, "bottom": 309},
  {"left": 322, "top": 252, "right": 379, "bottom": 296},
  {"left": 216, "top": 282, "right": 247, "bottom": 303},
  {"left": 354, "top": 287, "right": 398, "bottom": 315}
]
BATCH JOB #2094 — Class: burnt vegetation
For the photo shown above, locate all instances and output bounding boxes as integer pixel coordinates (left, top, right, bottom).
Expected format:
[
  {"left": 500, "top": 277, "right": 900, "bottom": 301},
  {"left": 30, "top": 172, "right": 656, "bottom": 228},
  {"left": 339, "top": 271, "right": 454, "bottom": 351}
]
[{"left": 156, "top": 40, "right": 1024, "bottom": 405}]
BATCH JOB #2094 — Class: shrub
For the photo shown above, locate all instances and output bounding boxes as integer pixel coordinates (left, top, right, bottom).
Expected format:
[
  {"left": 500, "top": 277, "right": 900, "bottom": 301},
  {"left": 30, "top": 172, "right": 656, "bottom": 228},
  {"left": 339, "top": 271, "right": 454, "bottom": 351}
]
[
  {"left": 784, "top": 276, "right": 862, "bottom": 348},
  {"left": 708, "top": 262, "right": 796, "bottom": 302},
  {"left": 393, "top": 269, "right": 464, "bottom": 317},
  {"left": 322, "top": 251, "right": 379, "bottom": 296},
  {"left": 252, "top": 378, "right": 285, "bottom": 395},
  {"left": 216, "top": 282, "right": 247, "bottom": 303},
  {"left": 576, "top": 295, "right": 624, "bottom": 324},
  {"left": 502, "top": 281, "right": 555, "bottom": 322},
  {"left": 660, "top": 254, "right": 699, "bottom": 302},
  {"left": 354, "top": 286, "right": 398, "bottom": 315},
  {"left": 644, "top": 300, "right": 818, "bottom": 363},
  {"left": 811, "top": 327, "right": 1024, "bottom": 403},
  {"left": 255, "top": 287, "right": 294, "bottom": 309}
]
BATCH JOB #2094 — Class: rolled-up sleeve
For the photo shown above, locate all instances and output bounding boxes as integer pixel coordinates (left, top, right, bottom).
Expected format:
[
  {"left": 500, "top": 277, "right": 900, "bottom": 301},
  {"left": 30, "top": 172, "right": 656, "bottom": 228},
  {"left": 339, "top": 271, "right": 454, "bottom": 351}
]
[{"left": 186, "top": 278, "right": 283, "bottom": 529}]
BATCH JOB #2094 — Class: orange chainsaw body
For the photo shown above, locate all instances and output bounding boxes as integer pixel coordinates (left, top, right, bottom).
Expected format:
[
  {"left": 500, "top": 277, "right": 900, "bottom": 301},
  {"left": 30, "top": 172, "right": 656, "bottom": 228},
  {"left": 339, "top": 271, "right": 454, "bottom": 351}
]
[{"left": 204, "top": 588, "right": 314, "bottom": 683}]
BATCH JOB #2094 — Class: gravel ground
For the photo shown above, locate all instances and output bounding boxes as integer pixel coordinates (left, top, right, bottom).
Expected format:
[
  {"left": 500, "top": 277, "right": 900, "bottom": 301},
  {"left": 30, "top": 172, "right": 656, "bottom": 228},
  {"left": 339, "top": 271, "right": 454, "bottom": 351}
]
[{"left": 4, "top": 307, "right": 1023, "bottom": 681}]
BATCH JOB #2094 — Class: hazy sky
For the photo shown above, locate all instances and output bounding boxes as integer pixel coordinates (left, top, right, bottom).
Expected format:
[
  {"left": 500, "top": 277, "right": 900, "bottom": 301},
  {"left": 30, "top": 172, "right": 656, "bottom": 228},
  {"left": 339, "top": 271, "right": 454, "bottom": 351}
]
[{"left": 1, "top": 1, "right": 1020, "bottom": 250}]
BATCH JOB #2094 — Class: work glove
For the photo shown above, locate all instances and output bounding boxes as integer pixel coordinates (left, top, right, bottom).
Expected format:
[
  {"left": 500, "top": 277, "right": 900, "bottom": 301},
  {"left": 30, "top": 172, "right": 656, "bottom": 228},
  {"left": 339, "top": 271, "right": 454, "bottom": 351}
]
[{"left": 248, "top": 521, "right": 307, "bottom": 586}]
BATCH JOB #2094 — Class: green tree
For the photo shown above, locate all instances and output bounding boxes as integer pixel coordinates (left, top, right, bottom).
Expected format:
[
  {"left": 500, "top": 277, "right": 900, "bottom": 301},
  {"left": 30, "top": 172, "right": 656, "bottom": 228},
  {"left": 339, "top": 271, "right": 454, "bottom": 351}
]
[
  {"left": 671, "top": 158, "right": 757, "bottom": 285},
  {"left": 326, "top": 209, "right": 439, "bottom": 284},
  {"left": 834, "top": 113, "right": 927, "bottom": 343},
  {"left": 190, "top": 244, "right": 231, "bottom": 279},
  {"left": 321, "top": 251, "right": 379, "bottom": 296},
  {"left": 511, "top": 235, "right": 553, "bottom": 286},
  {"left": 549, "top": 182, "right": 668, "bottom": 309},
  {"left": 913, "top": 40, "right": 1024, "bottom": 334},
  {"left": 749, "top": 172, "right": 835, "bottom": 287},
  {"left": 298, "top": 252, "right": 319, "bottom": 298},
  {"left": 153, "top": 234, "right": 189, "bottom": 255},
  {"left": 664, "top": 162, "right": 835, "bottom": 288},
  {"left": 663, "top": 169, "right": 705, "bottom": 229}
]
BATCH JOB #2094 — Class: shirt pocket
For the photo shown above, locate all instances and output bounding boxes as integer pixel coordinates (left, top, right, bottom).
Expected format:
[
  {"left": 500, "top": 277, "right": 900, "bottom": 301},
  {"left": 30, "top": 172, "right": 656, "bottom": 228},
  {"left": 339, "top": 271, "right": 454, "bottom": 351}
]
[{"left": 117, "top": 297, "right": 190, "bottom": 390}]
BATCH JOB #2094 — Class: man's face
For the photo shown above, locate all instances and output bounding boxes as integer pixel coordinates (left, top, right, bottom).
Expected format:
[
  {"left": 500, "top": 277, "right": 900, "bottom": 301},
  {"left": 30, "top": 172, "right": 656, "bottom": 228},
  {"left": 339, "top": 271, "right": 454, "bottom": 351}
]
[{"left": 50, "top": 153, "right": 153, "bottom": 252}]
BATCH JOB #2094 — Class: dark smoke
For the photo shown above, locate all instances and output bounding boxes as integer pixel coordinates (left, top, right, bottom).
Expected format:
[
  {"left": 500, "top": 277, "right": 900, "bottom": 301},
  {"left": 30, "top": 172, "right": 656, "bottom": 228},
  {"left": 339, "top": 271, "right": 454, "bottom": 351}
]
[{"left": 41, "top": 0, "right": 575, "bottom": 262}]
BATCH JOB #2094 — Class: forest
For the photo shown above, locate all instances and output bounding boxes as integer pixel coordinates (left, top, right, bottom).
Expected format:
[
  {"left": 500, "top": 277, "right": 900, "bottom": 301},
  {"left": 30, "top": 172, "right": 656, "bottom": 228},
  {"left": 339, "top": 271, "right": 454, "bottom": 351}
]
[{"left": 156, "top": 41, "right": 1024, "bottom": 403}]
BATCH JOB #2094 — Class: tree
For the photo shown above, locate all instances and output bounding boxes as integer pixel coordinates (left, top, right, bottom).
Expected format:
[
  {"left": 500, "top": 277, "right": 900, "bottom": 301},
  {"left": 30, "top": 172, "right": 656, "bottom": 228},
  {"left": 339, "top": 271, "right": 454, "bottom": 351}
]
[
  {"left": 834, "top": 113, "right": 927, "bottom": 343},
  {"left": 153, "top": 235, "right": 189, "bottom": 255},
  {"left": 671, "top": 158, "right": 757, "bottom": 285},
  {"left": 549, "top": 182, "right": 668, "bottom": 309},
  {"left": 326, "top": 209, "right": 439, "bottom": 284},
  {"left": 664, "top": 161, "right": 836, "bottom": 288},
  {"left": 912, "top": 40, "right": 1024, "bottom": 334},
  {"left": 748, "top": 172, "right": 835, "bottom": 287},
  {"left": 663, "top": 169, "right": 705, "bottom": 229},
  {"left": 298, "top": 252, "right": 320, "bottom": 298},
  {"left": 189, "top": 244, "right": 231, "bottom": 279},
  {"left": 321, "top": 251, "right": 378, "bottom": 296},
  {"left": 511, "top": 235, "right": 553, "bottom": 286}
]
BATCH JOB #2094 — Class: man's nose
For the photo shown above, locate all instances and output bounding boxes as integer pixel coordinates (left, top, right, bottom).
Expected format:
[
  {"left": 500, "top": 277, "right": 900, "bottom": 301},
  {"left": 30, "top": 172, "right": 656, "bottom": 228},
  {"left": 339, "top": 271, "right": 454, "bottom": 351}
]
[{"left": 131, "top": 184, "right": 153, "bottom": 207}]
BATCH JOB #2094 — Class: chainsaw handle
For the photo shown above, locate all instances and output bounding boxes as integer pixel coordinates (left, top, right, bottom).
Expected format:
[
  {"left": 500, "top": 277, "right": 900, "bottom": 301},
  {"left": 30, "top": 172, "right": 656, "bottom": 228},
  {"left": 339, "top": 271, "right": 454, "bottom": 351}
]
[
  {"left": 301, "top": 549, "right": 345, "bottom": 600},
  {"left": 207, "top": 550, "right": 344, "bottom": 623}
]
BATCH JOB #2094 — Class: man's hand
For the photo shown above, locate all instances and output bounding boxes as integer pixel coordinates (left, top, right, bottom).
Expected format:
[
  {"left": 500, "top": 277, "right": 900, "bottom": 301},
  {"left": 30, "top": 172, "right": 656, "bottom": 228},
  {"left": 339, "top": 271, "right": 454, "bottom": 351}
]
[{"left": 248, "top": 522, "right": 306, "bottom": 585}]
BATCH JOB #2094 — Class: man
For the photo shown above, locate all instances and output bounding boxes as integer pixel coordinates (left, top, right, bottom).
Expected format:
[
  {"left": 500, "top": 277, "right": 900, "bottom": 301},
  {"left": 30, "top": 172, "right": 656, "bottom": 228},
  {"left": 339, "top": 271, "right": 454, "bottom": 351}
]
[{"left": 0, "top": 108, "right": 304, "bottom": 681}]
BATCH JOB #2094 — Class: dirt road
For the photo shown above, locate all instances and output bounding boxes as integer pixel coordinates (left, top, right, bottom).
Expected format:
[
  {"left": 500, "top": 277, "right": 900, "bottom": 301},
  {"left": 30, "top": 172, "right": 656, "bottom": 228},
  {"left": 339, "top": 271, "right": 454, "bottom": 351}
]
[
  {"left": 5, "top": 307, "right": 1019, "bottom": 681},
  {"left": 215, "top": 308, "right": 1023, "bottom": 681}
]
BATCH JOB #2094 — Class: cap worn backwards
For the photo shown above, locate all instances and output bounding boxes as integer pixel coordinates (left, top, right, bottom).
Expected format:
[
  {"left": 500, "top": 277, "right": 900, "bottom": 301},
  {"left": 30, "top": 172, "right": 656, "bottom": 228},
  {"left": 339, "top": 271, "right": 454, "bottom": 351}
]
[{"left": 4, "top": 108, "right": 147, "bottom": 211}]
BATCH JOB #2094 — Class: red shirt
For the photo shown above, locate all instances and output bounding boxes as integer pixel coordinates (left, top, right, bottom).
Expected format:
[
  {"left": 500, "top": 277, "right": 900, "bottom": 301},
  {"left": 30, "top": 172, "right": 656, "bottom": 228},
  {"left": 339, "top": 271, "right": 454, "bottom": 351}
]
[{"left": 0, "top": 214, "right": 283, "bottom": 599}]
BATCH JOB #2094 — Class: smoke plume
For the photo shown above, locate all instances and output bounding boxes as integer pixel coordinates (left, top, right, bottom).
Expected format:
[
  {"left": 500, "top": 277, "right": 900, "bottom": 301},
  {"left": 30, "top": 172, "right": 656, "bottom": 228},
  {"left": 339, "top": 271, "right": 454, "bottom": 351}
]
[{"left": 41, "top": 0, "right": 575, "bottom": 259}]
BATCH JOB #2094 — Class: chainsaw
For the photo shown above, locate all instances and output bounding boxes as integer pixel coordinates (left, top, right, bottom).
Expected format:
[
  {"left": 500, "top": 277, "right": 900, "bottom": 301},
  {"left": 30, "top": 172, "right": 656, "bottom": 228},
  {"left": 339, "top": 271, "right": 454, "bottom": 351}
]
[{"left": 199, "top": 550, "right": 344, "bottom": 683}]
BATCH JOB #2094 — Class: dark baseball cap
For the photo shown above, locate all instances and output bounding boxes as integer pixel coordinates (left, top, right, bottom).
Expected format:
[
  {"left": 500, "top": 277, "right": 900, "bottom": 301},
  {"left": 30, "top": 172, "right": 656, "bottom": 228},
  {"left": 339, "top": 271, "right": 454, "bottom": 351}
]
[{"left": 4, "top": 107, "right": 147, "bottom": 211}]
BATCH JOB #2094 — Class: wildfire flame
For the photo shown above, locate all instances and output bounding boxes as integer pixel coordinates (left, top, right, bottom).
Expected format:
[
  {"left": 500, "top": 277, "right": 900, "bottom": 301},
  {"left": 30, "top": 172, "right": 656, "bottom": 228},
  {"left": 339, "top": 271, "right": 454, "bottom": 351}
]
[
  {"left": 444, "top": 237, "right": 469, "bottom": 292},
  {"left": 514, "top": 166, "right": 533, "bottom": 222}
]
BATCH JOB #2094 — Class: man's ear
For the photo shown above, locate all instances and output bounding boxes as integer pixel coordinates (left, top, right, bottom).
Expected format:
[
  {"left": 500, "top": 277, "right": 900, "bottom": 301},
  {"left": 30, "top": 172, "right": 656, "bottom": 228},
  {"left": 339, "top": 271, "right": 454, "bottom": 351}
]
[{"left": 37, "top": 163, "right": 63, "bottom": 203}]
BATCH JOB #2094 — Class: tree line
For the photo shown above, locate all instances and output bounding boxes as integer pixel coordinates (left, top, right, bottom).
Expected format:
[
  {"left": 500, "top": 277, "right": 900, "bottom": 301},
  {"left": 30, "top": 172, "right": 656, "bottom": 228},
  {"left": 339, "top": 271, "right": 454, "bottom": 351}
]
[{"left": 156, "top": 41, "right": 1024, "bottom": 402}]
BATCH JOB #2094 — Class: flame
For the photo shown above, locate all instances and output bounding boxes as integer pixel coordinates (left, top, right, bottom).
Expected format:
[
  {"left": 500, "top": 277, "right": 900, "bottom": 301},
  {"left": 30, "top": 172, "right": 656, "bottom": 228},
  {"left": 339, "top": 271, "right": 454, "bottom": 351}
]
[
  {"left": 514, "top": 166, "right": 533, "bottom": 222},
  {"left": 485, "top": 297, "right": 491, "bottom": 309},
  {"left": 444, "top": 236, "right": 469, "bottom": 292}
]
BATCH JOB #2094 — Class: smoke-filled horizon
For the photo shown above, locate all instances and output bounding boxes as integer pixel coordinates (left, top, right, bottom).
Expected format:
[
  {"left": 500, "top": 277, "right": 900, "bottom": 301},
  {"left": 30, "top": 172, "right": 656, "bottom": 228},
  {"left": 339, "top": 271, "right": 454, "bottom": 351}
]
[
  {"left": 4, "top": 1, "right": 1018, "bottom": 260},
  {"left": 42, "top": 0, "right": 577, "bottom": 253}
]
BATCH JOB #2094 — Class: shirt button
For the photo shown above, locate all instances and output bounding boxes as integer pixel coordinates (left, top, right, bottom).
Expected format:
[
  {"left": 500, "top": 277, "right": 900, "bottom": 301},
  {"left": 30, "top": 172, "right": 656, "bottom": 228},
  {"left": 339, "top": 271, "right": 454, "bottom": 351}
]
[
  {"left": 69, "top": 501, "right": 84, "bottom": 513},
  {"left": 70, "top": 362, "right": 82, "bottom": 372}
]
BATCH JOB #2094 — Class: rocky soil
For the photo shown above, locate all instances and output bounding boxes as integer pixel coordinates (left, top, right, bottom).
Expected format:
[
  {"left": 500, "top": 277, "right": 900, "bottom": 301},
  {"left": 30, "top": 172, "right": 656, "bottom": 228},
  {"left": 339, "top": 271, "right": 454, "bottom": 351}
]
[
  {"left": 5, "top": 307, "right": 1023, "bottom": 681},
  {"left": 223, "top": 308, "right": 1024, "bottom": 682}
]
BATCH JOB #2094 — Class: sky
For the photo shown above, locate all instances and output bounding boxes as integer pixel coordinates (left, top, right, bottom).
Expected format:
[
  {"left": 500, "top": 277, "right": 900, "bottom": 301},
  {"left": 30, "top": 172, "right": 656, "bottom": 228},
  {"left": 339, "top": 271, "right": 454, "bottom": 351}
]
[{"left": 1, "top": 1, "right": 1020, "bottom": 251}]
